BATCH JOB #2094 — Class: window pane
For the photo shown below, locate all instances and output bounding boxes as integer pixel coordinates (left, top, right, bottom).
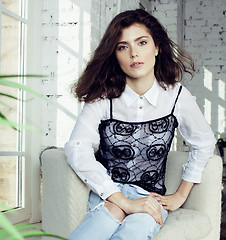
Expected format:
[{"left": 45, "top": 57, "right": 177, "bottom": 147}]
[
  {"left": 0, "top": 156, "right": 21, "bottom": 209},
  {"left": 2, "top": 0, "right": 22, "bottom": 17},
  {"left": 0, "top": 13, "right": 20, "bottom": 151},
  {"left": 1, "top": 13, "right": 20, "bottom": 74}
]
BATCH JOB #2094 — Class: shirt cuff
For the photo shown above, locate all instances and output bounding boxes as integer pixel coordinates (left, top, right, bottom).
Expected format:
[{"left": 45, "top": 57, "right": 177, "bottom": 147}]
[
  {"left": 96, "top": 180, "right": 121, "bottom": 200},
  {"left": 181, "top": 164, "right": 202, "bottom": 183}
]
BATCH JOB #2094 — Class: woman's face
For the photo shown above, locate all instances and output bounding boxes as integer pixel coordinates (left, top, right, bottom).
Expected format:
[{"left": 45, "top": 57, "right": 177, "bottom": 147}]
[{"left": 115, "top": 23, "right": 158, "bottom": 85}]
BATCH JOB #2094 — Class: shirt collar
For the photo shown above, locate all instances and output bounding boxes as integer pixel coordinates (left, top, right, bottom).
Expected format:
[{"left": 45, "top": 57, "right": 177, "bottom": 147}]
[
  {"left": 143, "top": 79, "right": 159, "bottom": 107},
  {"left": 122, "top": 78, "right": 160, "bottom": 107}
]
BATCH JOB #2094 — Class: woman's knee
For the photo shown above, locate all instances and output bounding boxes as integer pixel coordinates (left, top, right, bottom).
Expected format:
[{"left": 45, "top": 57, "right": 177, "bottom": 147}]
[{"left": 104, "top": 201, "right": 126, "bottom": 222}]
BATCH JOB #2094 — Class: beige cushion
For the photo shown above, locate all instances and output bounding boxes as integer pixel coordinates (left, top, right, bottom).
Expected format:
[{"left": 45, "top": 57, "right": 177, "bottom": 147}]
[
  {"left": 42, "top": 149, "right": 222, "bottom": 240},
  {"left": 154, "top": 209, "right": 211, "bottom": 240}
]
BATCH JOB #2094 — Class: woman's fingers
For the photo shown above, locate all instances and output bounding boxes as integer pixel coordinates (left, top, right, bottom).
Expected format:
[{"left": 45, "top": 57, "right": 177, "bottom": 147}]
[
  {"left": 150, "top": 192, "right": 168, "bottom": 206},
  {"left": 150, "top": 192, "right": 161, "bottom": 197},
  {"left": 145, "top": 196, "right": 163, "bottom": 225},
  {"left": 150, "top": 192, "right": 171, "bottom": 212},
  {"left": 124, "top": 195, "right": 164, "bottom": 225}
]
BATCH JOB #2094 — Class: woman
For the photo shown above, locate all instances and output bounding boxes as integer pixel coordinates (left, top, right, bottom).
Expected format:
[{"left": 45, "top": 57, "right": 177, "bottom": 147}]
[{"left": 64, "top": 9, "right": 216, "bottom": 240}]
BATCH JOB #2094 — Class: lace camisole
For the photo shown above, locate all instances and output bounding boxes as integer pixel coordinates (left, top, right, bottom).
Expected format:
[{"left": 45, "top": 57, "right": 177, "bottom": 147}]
[{"left": 95, "top": 86, "right": 182, "bottom": 195}]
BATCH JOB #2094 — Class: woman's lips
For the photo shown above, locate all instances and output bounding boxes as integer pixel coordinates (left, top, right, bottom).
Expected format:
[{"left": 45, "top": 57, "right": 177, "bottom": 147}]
[{"left": 130, "top": 62, "right": 144, "bottom": 68}]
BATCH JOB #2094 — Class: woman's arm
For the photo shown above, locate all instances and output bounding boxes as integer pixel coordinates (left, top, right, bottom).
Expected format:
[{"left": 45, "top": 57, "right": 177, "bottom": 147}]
[
  {"left": 151, "top": 180, "right": 194, "bottom": 211},
  {"left": 151, "top": 86, "right": 216, "bottom": 211},
  {"left": 177, "top": 87, "right": 216, "bottom": 183},
  {"left": 64, "top": 100, "right": 121, "bottom": 199},
  {"left": 107, "top": 192, "right": 164, "bottom": 225},
  {"left": 65, "top": 100, "right": 164, "bottom": 224}
]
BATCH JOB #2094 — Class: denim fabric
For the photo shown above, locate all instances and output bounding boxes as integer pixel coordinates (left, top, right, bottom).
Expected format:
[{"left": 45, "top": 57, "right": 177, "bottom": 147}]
[{"left": 69, "top": 184, "right": 168, "bottom": 240}]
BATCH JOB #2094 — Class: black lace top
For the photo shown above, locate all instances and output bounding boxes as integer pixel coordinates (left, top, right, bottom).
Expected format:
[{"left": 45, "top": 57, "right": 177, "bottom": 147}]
[{"left": 95, "top": 86, "right": 182, "bottom": 195}]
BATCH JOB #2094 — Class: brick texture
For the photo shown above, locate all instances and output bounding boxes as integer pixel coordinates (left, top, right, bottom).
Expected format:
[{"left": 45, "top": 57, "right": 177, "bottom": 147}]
[{"left": 40, "top": 0, "right": 225, "bottom": 149}]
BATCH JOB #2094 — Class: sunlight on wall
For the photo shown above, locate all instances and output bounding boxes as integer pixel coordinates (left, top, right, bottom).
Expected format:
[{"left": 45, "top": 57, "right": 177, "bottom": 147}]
[
  {"left": 203, "top": 67, "right": 212, "bottom": 125},
  {"left": 218, "top": 105, "right": 225, "bottom": 133},
  {"left": 55, "top": 1, "right": 91, "bottom": 147},
  {"left": 218, "top": 79, "right": 226, "bottom": 133},
  {"left": 204, "top": 98, "right": 211, "bottom": 125},
  {"left": 218, "top": 79, "right": 225, "bottom": 101},
  {"left": 204, "top": 67, "right": 212, "bottom": 91},
  {"left": 82, "top": 10, "right": 91, "bottom": 61}
]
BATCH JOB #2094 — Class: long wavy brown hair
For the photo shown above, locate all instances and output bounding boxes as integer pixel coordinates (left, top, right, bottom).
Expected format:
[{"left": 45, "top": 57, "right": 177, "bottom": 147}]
[{"left": 72, "top": 9, "right": 195, "bottom": 103}]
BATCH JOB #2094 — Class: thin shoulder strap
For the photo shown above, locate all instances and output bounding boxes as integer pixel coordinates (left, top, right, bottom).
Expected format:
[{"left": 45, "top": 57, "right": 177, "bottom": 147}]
[
  {"left": 171, "top": 85, "right": 182, "bottom": 114},
  {"left": 110, "top": 99, "right": 113, "bottom": 119}
]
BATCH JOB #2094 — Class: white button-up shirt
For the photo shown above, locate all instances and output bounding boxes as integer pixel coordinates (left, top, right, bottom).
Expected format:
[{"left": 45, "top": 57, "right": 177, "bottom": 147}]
[{"left": 64, "top": 79, "right": 216, "bottom": 199}]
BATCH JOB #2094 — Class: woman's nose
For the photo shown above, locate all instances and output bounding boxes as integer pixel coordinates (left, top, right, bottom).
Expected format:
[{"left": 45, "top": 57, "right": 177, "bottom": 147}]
[{"left": 130, "top": 48, "right": 138, "bottom": 59}]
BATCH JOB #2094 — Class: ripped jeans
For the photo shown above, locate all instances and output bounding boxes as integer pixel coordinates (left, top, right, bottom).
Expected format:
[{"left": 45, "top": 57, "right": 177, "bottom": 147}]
[{"left": 69, "top": 184, "right": 168, "bottom": 240}]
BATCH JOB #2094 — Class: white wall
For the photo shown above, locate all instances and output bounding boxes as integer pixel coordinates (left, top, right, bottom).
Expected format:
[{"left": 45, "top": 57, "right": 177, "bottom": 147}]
[
  {"left": 149, "top": 0, "right": 226, "bottom": 140},
  {"left": 40, "top": 0, "right": 226, "bottom": 150},
  {"left": 183, "top": 0, "right": 226, "bottom": 137},
  {"left": 40, "top": 0, "right": 142, "bottom": 149}
]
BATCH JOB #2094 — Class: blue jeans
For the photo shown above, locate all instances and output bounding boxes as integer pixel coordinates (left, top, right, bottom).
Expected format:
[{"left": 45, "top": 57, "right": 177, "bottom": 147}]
[{"left": 69, "top": 184, "right": 168, "bottom": 240}]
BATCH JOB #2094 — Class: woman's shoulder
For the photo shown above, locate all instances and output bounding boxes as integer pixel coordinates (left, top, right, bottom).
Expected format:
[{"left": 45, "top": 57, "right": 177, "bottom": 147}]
[
  {"left": 167, "top": 82, "right": 194, "bottom": 100},
  {"left": 159, "top": 82, "right": 196, "bottom": 110},
  {"left": 82, "top": 98, "right": 110, "bottom": 119}
]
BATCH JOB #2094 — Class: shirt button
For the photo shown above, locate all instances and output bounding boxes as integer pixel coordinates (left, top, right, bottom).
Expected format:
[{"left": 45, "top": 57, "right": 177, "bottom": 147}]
[
  {"left": 100, "top": 193, "right": 103, "bottom": 197},
  {"left": 140, "top": 96, "right": 143, "bottom": 100},
  {"left": 76, "top": 141, "right": 80, "bottom": 145},
  {"left": 84, "top": 179, "right": 87, "bottom": 183},
  {"left": 139, "top": 106, "right": 143, "bottom": 109}
]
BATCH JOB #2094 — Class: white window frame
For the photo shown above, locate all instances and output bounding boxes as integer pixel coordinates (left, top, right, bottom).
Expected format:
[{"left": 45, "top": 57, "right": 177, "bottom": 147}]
[{"left": 0, "top": 0, "right": 42, "bottom": 224}]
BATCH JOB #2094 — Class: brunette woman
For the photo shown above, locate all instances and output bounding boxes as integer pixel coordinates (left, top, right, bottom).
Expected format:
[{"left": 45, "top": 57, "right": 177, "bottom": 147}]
[{"left": 64, "top": 9, "right": 216, "bottom": 240}]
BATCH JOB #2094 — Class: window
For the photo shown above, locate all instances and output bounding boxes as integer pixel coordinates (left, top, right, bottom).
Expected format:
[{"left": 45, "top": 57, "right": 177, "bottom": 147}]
[{"left": 0, "top": 0, "right": 31, "bottom": 223}]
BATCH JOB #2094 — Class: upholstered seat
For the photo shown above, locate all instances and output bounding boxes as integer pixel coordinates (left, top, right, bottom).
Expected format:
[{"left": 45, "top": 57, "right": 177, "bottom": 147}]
[{"left": 41, "top": 149, "right": 222, "bottom": 240}]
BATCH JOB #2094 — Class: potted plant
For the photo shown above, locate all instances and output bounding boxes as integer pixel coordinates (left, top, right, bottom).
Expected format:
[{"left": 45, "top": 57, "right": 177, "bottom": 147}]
[{"left": 0, "top": 75, "right": 74, "bottom": 239}]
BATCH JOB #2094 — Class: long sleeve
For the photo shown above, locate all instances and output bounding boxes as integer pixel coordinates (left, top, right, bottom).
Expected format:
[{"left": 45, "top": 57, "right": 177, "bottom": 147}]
[
  {"left": 176, "top": 87, "right": 216, "bottom": 183},
  {"left": 64, "top": 100, "right": 120, "bottom": 199}
]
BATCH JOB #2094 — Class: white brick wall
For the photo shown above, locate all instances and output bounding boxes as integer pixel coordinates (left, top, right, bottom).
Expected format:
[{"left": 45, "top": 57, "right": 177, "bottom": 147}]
[
  {"left": 41, "top": 0, "right": 90, "bottom": 147},
  {"left": 41, "top": 0, "right": 143, "bottom": 148},
  {"left": 149, "top": 0, "right": 226, "bottom": 138},
  {"left": 184, "top": 0, "right": 226, "bottom": 137},
  {"left": 40, "top": 0, "right": 225, "bottom": 149},
  {"left": 149, "top": 0, "right": 178, "bottom": 43}
]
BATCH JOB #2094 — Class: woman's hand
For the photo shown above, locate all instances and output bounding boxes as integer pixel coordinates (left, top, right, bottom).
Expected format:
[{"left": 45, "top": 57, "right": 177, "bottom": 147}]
[
  {"left": 107, "top": 192, "right": 163, "bottom": 225},
  {"left": 150, "top": 192, "right": 186, "bottom": 211},
  {"left": 151, "top": 180, "right": 194, "bottom": 212},
  {"left": 125, "top": 195, "right": 164, "bottom": 225}
]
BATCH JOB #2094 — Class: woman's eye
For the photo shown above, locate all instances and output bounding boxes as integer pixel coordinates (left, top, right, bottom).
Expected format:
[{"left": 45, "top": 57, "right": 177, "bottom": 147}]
[
  {"left": 117, "top": 45, "right": 127, "bottom": 51},
  {"left": 139, "top": 41, "right": 147, "bottom": 46}
]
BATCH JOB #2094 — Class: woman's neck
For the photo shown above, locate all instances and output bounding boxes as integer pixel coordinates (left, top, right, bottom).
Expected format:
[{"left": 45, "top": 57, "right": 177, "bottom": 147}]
[{"left": 126, "top": 76, "right": 155, "bottom": 96}]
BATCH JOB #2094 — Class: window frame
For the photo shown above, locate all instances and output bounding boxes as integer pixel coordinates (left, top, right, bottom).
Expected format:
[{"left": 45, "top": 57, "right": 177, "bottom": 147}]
[{"left": 0, "top": 0, "right": 42, "bottom": 224}]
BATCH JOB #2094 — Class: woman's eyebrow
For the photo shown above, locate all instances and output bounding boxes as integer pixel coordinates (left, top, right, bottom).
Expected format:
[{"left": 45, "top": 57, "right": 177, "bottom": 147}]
[{"left": 116, "top": 36, "right": 149, "bottom": 45}]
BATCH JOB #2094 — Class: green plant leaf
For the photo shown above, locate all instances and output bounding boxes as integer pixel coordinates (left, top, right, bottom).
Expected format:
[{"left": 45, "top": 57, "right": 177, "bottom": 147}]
[
  {"left": 14, "top": 224, "right": 39, "bottom": 231},
  {"left": 0, "top": 74, "right": 44, "bottom": 79},
  {"left": 0, "top": 224, "right": 38, "bottom": 238},
  {"left": 3, "top": 230, "right": 67, "bottom": 240},
  {"left": 0, "top": 202, "right": 8, "bottom": 211},
  {"left": 0, "top": 203, "right": 15, "bottom": 213},
  {"left": 0, "top": 212, "right": 23, "bottom": 240},
  {"left": 0, "top": 116, "right": 43, "bottom": 133},
  {"left": 0, "top": 112, "right": 17, "bottom": 130},
  {"left": 0, "top": 78, "right": 77, "bottom": 120},
  {"left": 0, "top": 92, "right": 18, "bottom": 100},
  {"left": 0, "top": 224, "right": 67, "bottom": 240},
  {"left": 22, "top": 231, "right": 67, "bottom": 239}
]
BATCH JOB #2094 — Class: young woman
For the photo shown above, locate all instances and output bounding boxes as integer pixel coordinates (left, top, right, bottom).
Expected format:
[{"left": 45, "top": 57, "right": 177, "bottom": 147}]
[{"left": 64, "top": 9, "right": 216, "bottom": 240}]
